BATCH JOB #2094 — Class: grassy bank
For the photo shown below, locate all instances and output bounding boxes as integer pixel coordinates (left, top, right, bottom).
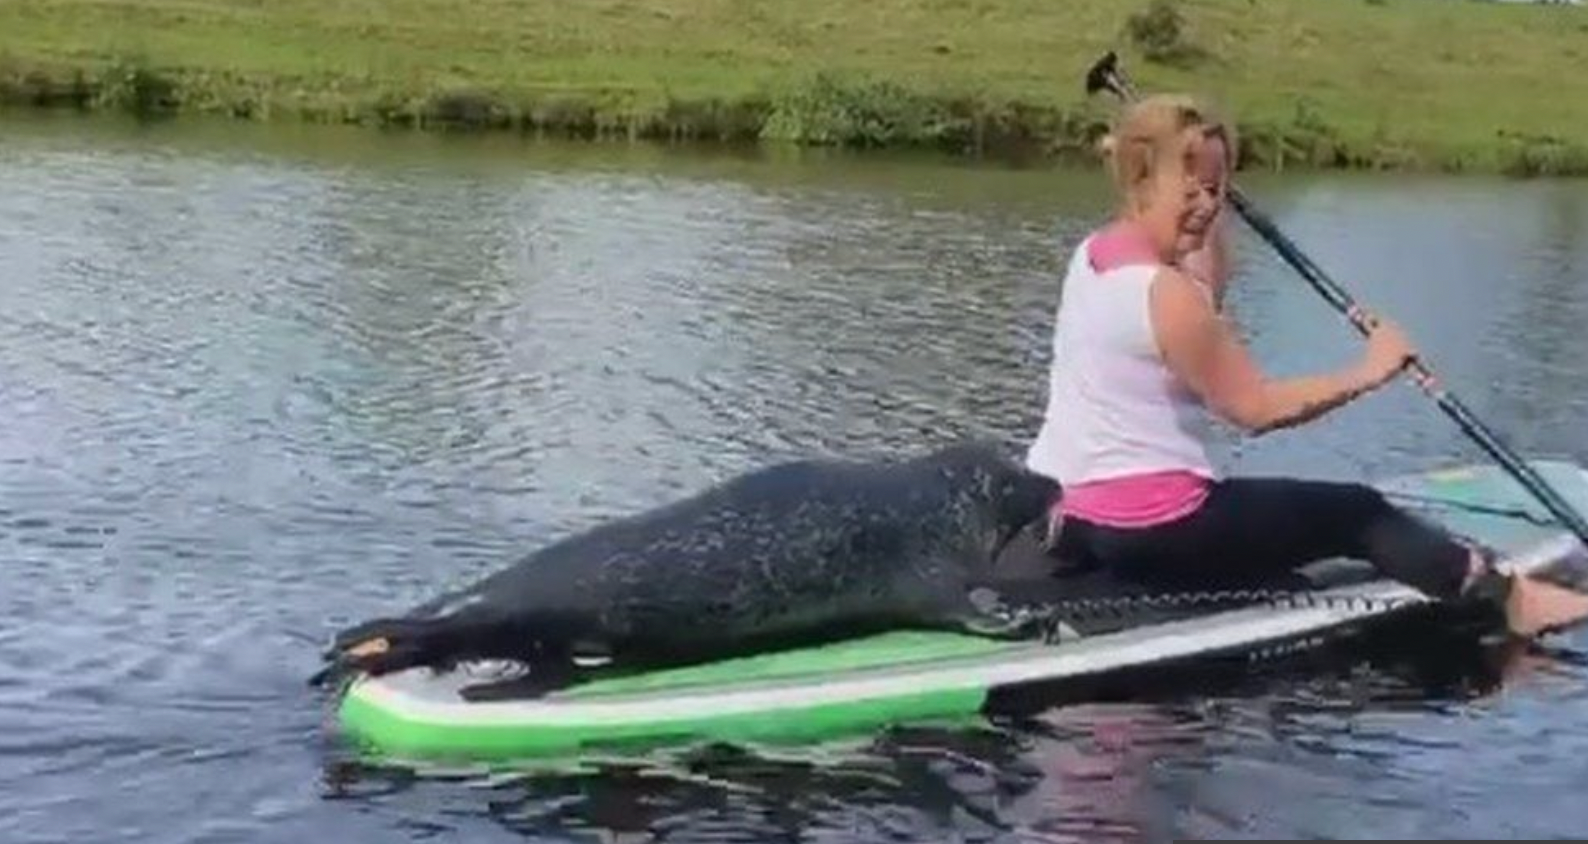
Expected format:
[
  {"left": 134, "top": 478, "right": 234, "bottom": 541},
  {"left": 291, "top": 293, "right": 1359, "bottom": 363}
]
[{"left": 2, "top": 0, "right": 1586, "bottom": 175}]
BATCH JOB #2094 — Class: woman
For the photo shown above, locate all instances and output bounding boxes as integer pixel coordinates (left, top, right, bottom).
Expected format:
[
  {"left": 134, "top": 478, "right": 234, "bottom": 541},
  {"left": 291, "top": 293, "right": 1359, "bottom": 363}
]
[{"left": 1026, "top": 94, "right": 1588, "bottom": 637}]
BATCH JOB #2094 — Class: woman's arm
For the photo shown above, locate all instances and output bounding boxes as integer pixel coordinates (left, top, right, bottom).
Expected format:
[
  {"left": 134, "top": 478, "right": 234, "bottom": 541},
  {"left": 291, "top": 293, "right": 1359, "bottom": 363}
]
[{"left": 1149, "top": 267, "right": 1410, "bottom": 435}]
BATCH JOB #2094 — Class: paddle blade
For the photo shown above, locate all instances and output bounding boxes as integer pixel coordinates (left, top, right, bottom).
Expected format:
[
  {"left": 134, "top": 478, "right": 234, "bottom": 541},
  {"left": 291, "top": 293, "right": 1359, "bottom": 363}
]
[{"left": 1085, "top": 51, "right": 1122, "bottom": 96}]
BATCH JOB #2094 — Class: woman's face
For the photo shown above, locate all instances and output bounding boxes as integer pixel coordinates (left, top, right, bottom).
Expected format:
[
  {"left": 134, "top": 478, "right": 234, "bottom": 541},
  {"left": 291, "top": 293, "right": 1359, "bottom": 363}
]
[
  {"left": 1136, "top": 129, "right": 1222, "bottom": 257},
  {"left": 1191, "top": 132, "right": 1230, "bottom": 206},
  {"left": 1177, "top": 131, "right": 1229, "bottom": 254}
]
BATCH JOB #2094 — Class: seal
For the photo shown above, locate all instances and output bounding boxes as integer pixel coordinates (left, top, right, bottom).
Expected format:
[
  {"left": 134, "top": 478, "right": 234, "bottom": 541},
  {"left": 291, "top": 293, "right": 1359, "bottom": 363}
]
[{"left": 312, "top": 440, "right": 1062, "bottom": 698}]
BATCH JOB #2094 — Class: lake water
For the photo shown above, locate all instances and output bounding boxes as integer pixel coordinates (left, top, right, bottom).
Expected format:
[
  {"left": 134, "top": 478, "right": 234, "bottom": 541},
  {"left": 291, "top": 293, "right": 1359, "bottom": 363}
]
[{"left": 2, "top": 113, "right": 1587, "bottom": 842}]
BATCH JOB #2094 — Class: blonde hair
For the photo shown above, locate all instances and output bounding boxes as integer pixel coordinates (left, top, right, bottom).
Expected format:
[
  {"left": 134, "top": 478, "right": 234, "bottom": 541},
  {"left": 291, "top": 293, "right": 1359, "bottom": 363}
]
[{"left": 1100, "top": 94, "right": 1237, "bottom": 212}]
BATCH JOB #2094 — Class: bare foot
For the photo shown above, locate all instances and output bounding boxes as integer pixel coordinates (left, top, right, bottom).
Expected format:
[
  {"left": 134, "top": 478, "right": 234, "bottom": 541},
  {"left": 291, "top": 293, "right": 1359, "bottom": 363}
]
[{"left": 1504, "top": 575, "right": 1588, "bottom": 638}]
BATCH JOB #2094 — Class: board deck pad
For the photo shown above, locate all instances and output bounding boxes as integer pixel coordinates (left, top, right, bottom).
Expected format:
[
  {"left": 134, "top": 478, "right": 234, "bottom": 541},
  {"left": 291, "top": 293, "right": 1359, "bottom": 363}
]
[{"left": 335, "top": 460, "right": 1588, "bottom": 763}]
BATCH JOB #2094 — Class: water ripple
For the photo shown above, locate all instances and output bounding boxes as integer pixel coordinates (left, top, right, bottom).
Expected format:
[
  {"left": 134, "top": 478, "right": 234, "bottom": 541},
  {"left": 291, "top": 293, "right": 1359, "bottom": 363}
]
[{"left": 1, "top": 119, "right": 1587, "bottom": 842}]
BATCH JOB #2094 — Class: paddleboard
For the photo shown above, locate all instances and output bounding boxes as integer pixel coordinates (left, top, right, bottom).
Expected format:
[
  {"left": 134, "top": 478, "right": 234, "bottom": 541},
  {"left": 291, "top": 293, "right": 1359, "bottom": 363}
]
[{"left": 335, "top": 460, "right": 1588, "bottom": 762}]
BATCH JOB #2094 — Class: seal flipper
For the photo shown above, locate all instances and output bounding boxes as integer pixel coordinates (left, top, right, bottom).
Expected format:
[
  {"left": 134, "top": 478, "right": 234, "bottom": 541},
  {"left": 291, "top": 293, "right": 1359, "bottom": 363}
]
[
  {"left": 943, "top": 586, "right": 1053, "bottom": 641},
  {"left": 458, "top": 659, "right": 580, "bottom": 702},
  {"left": 454, "top": 639, "right": 609, "bottom": 701}
]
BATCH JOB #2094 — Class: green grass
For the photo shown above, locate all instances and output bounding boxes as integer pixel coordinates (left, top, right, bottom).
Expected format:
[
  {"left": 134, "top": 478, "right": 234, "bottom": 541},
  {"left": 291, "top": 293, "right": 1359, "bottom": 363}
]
[{"left": 1, "top": 0, "right": 1586, "bottom": 174}]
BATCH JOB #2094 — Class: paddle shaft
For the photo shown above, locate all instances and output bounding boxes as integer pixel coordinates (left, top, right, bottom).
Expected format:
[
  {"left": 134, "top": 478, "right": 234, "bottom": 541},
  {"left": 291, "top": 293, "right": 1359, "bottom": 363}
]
[
  {"left": 1089, "top": 56, "right": 1588, "bottom": 546},
  {"left": 1229, "top": 187, "right": 1588, "bottom": 543}
]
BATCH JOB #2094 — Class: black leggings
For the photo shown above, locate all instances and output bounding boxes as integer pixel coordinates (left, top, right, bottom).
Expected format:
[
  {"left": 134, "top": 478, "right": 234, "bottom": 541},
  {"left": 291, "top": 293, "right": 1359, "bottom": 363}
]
[{"left": 1053, "top": 477, "right": 1478, "bottom": 600}]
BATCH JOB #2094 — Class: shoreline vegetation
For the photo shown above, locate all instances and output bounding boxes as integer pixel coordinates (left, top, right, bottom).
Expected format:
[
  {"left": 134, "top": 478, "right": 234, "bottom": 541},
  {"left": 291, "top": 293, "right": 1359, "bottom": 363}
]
[{"left": 2, "top": 0, "right": 1586, "bottom": 176}]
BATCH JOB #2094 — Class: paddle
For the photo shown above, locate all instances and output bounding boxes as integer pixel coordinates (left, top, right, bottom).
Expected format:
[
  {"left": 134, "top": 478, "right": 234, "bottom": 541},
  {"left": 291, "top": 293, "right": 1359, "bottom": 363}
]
[{"left": 1081, "top": 50, "right": 1588, "bottom": 547}]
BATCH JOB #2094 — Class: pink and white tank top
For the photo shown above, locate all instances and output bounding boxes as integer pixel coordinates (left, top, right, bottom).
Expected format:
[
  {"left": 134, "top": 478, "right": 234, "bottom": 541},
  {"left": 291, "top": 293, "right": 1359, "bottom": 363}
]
[{"left": 1025, "top": 224, "right": 1218, "bottom": 527}]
